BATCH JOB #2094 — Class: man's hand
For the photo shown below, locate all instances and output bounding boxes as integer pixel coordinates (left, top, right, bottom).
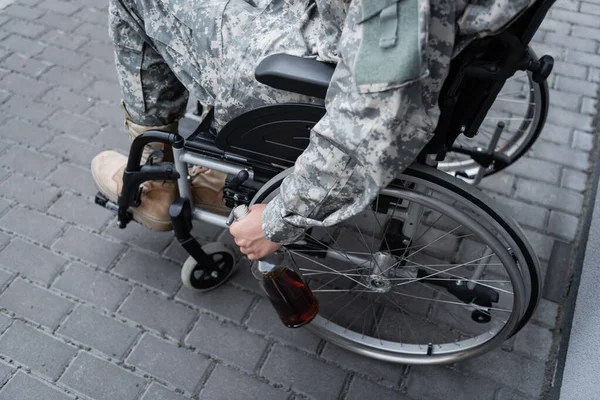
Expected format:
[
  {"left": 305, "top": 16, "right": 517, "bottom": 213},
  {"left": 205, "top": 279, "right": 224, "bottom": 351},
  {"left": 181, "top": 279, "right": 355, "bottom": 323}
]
[{"left": 229, "top": 204, "right": 282, "bottom": 260}]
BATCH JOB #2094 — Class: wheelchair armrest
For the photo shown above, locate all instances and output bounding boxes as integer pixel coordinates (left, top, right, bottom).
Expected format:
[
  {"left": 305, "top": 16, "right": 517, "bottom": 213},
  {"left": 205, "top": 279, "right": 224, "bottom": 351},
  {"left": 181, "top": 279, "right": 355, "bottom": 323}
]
[{"left": 255, "top": 54, "right": 335, "bottom": 99}]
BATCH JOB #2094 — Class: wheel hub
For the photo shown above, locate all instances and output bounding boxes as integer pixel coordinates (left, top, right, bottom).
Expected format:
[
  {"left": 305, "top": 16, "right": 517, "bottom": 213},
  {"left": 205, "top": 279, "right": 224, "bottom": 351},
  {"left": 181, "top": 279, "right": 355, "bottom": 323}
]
[
  {"left": 363, "top": 252, "right": 398, "bottom": 292},
  {"left": 367, "top": 274, "right": 391, "bottom": 292}
]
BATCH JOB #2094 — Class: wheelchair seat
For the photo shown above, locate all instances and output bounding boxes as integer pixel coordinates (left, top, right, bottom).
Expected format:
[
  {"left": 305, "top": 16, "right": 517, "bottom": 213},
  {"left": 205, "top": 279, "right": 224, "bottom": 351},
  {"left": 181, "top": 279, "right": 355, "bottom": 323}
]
[{"left": 255, "top": 54, "right": 334, "bottom": 99}]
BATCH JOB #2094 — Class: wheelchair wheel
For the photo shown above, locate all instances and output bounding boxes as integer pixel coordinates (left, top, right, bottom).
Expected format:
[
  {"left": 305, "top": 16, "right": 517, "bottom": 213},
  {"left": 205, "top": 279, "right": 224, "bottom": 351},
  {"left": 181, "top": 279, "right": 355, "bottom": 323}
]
[
  {"left": 438, "top": 52, "right": 549, "bottom": 182},
  {"left": 251, "top": 165, "right": 540, "bottom": 365},
  {"left": 181, "top": 242, "right": 237, "bottom": 291}
]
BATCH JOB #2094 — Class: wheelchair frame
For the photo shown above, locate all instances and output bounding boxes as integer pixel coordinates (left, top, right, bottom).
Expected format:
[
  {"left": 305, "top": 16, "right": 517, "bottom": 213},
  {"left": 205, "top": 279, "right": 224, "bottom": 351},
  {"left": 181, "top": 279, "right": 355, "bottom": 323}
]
[{"left": 94, "top": 0, "right": 557, "bottom": 364}]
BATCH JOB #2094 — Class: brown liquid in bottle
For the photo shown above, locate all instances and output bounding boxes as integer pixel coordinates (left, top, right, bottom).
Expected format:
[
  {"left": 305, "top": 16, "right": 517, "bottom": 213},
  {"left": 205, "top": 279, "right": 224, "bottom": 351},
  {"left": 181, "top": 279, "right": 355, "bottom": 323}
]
[{"left": 261, "top": 267, "right": 319, "bottom": 328}]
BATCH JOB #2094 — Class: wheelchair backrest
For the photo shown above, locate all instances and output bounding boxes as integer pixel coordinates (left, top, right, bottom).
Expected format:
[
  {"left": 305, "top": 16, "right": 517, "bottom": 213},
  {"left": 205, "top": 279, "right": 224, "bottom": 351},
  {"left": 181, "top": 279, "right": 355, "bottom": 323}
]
[{"left": 422, "top": 0, "right": 557, "bottom": 155}]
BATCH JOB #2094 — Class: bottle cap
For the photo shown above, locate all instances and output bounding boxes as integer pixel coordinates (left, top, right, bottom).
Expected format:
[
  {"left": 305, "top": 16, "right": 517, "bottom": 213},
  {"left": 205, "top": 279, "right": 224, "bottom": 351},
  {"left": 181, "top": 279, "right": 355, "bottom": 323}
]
[{"left": 232, "top": 205, "right": 249, "bottom": 221}]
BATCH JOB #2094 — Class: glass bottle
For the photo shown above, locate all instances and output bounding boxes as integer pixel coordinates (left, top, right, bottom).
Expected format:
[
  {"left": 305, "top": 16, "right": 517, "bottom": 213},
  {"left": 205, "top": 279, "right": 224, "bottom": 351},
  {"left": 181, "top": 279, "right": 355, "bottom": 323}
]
[{"left": 233, "top": 205, "right": 319, "bottom": 328}]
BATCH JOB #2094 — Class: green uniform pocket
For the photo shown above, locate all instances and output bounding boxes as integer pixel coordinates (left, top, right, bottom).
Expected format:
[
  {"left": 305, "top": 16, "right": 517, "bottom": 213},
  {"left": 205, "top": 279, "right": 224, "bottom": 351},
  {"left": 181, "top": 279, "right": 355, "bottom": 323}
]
[{"left": 354, "top": 0, "right": 429, "bottom": 94}]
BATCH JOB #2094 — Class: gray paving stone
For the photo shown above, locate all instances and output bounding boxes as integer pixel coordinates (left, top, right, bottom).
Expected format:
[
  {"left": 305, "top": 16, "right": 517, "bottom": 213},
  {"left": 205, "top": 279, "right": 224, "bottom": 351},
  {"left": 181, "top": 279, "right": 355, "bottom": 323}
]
[
  {"left": 539, "top": 18, "right": 571, "bottom": 35},
  {"left": 0, "top": 371, "right": 72, "bottom": 400},
  {"left": 0, "top": 145, "right": 59, "bottom": 178},
  {"left": 0, "top": 89, "right": 10, "bottom": 105},
  {"left": 0, "top": 96, "right": 56, "bottom": 124},
  {"left": 568, "top": 50, "right": 600, "bottom": 69},
  {"left": 506, "top": 156, "right": 562, "bottom": 185},
  {"left": 80, "top": 58, "right": 117, "bottom": 82},
  {"left": 229, "top": 258, "right": 263, "bottom": 294},
  {"left": 549, "top": 61, "right": 588, "bottom": 80},
  {"left": 551, "top": 8, "right": 600, "bottom": 27},
  {"left": 186, "top": 314, "right": 268, "bottom": 372},
  {"left": 561, "top": 168, "right": 588, "bottom": 192},
  {"left": 533, "top": 298, "right": 559, "bottom": 327},
  {"left": 1, "top": 19, "right": 47, "bottom": 39},
  {"left": 39, "top": 0, "right": 81, "bottom": 15},
  {"left": 2, "top": 4, "right": 45, "bottom": 20},
  {"left": 0, "top": 231, "right": 10, "bottom": 248},
  {"left": 176, "top": 284, "right": 255, "bottom": 323},
  {"left": 0, "top": 72, "right": 50, "bottom": 98},
  {"left": 200, "top": 365, "right": 287, "bottom": 400},
  {"left": 0, "top": 359, "right": 12, "bottom": 383},
  {"left": 489, "top": 194, "right": 549, "bottom": 231},
  {"left": 476, "top": 173, "right": 515, "bottom": 196},
  {"left": 37, "top": 12, "right": 82, "bottom": 32},
  {"left": 2, "top": 53, "right": 51, "bottom": 78},
  {"left": 45, "top": 110, "right": 101, "bottom": 139},
  {"left": 0, "top": 321, "right": 76, "bottom": 380},
  {"left": 572, "top": 24, "right": 600, "bottom": 40},
  {"left": 41, "top": 87, "right": 93, "bottom": 114},
  {"left": 572, "top": 130, "right": 595, "bottom": 152},
  {"left": 46, "top": 163, "right": 98, "bottom": 196},
  {"left": 105, "top": 222, "right": 174, "bottom": 253},
  {"left": 548, "top": 210, "right": 579, "bottom": 242},
  {"left": 548, "top": 89, "right": 581, "bottom": 112},
  {"left": 127, "top": 334, "right": 210, "bottom": 393},
  {"left": 544, "top": 106, "right": 595, "bottom": 132},
  {"left": 321, "top": 342, "right": 403, "bottom": 385},
  {"left": 82, "top": 79, "right": 123, "bottom": 104},
  {"left": 92, "top": 126, "right": 130, "bottom": 151},
  {"left": 496, "top": 388, "right": 535, "bottom": 400},
  {"left": 54, "top": 227, "right": 125, "bottom": 269},
  {"left": 513, "top": 322, "right": 554, "bottom": 362},
  {"left": 142, "top": 382, "right": 188, "bottom": 400},
  {"left": 546, "top": 32, "right": 597, "bottom": 53},
  {"left": 53, "top": 262, "right": 131, "bottom": 311},
  {"left": 261, "top": 344, "right": 347, "bottom": 399},
  {"left": 457, "top": 349, "right": 545, "bottom": 397},
  {"left": 42, "top": 134, "right": 104, "bottom": 167},
  {"left": 113, "top": 249, "right": 181, "bottom": 295},
  {"left": 119, "top": 288, "right": 197, "bottom": 340},
  {"left": 0, "top": 174, "right": 61, "bottom": 210},
  {"left": 556, "top": 76, "right": 600, "bottom": 97},
  {"left": 515, "top": 179, "right": 584, "bottom": 215},
  {"left": 0, "top": 35, "right": 45, "bottom": 57},
  {"left": 591, "top": 68, "right": 600, "bottom": 82},
  {"left": 41, "top": 65, "right": 95, "bottom": 90},
  {"left": 74, "top": 22, "right": 111, "bottom": 43},
  {"left": 347, "top": 377, "right": 408, "bottom": 400},
  {"left": 581, "top": 96, "right": 598, "bottom": 115},
  {"left": 0, "top": 278, "right": 73, "bottom": 328},
  {"left": 406, "top": 365, "right": 498, "bottom": 400},
  {"left": 0, "top": 239, "right": 66, "bottom": 284},
  {"left": 60, "top": 352, "right": 145, "bottom": 400},
  {"left": 523, "top": 228, "right": 555, "bottom": 261},
  {"left": 48, "top": 192, "right": 114, "bottom": 230},
  {"left": 0, "top": 197, "right": 10, "bottom": 216},
  {"left": 40, "top": 29, "right": 89, "bottom": 51},
  {"left": 0, "top": 313, "right": 12, "bottom": 333},
  {"left": 79, "top": 41, "right": 117, "bottom": 64},
  {"left": 246, "top": 297, "right": 320, "bottom": 353},
  {"left": 0, "top": 207, "right": 65, "bottom": 245},
  {"left": 581, "top": 1, "right": 600, "bottom": 15},
  {"left": 73, "top": 7, "right": 109, "bottom": 26},
  {"left": 85, "top": 101, "right": 124, "bottom": 127},
  {"left": 0, "top": 119, "right": 52, "bottom": 147},
  {"left": 58, "top": 305, "right": 139, "bottom": 358}
]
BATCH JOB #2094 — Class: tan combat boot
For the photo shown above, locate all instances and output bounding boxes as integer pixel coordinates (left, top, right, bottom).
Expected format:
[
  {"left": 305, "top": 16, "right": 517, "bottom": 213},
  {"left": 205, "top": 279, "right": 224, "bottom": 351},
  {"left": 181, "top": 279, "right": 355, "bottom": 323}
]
[{"left": 91, "top": 108, "right": 229, "bottom": 231}]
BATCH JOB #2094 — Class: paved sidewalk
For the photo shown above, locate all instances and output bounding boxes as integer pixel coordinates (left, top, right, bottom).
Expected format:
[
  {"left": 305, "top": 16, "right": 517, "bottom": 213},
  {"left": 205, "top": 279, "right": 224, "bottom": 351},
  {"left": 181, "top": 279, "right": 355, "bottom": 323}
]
[{"left": 0, "top": 0, "right": 597, "bottom": 399}]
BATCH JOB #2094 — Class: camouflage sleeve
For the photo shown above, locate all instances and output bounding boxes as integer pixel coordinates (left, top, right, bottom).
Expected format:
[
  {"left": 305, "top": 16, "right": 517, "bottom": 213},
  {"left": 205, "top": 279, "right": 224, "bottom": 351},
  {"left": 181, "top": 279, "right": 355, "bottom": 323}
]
[{"left": 262, "top": 0, "right": 437, "bottom": 244}]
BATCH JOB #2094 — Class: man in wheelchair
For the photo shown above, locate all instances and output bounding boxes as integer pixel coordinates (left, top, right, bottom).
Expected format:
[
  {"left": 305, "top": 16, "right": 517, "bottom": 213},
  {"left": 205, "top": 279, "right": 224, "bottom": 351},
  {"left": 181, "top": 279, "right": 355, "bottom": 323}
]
[{"left": 92, "top": 0, "right": 535, "bottom": 260}]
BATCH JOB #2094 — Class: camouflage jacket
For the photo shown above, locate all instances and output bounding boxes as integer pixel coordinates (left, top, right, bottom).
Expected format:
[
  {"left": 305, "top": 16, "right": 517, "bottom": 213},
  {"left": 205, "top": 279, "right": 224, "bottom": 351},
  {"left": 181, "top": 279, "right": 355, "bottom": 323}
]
[{"left": 260, "top": 0, "right": 534, "bottom": 244}]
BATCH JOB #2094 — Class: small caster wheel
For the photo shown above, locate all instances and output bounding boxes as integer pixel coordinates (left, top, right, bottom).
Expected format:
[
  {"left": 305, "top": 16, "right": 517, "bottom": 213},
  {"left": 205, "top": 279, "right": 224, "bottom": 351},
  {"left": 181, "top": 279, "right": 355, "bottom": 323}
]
[
  {"left": 471, "top": 309, "right": 491, "bottom": 324},
  {"left": 181, "top": 242, "right": 237, "bottom": 292}
]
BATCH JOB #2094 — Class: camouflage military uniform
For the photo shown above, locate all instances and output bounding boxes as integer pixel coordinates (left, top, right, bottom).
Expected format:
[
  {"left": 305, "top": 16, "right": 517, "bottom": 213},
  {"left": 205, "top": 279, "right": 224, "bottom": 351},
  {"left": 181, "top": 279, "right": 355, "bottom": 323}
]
[{"left": 109, "top": 0, "right": 534, "bottom": 244}]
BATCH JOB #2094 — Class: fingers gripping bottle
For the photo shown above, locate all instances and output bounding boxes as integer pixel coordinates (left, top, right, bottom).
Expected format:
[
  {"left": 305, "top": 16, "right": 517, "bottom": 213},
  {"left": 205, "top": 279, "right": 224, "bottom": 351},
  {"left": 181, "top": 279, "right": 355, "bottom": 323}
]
[{"left": 233, "top": 205, "right": 319, "bottom": 328}]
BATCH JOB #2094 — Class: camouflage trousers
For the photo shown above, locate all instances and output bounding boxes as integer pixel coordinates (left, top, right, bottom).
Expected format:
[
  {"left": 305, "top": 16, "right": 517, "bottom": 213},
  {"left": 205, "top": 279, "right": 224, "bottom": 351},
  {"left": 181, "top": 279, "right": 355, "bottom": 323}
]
[{"left": 109, "top": 0, "right": 324, "bottom": 130}]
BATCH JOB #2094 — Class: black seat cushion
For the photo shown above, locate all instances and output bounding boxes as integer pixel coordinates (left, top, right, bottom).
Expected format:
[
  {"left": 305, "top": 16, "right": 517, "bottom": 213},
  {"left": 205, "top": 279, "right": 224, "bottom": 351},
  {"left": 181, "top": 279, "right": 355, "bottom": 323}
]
[{"left": 255, "top": 54, "right": 335, "bottom": 99}]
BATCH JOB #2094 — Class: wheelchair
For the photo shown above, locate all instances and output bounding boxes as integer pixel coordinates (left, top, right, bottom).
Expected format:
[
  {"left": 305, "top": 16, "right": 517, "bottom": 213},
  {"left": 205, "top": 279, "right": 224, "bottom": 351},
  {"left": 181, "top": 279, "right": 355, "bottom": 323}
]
[{"left": 96, "top": 0, "right": 556, "bottom": 365}]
